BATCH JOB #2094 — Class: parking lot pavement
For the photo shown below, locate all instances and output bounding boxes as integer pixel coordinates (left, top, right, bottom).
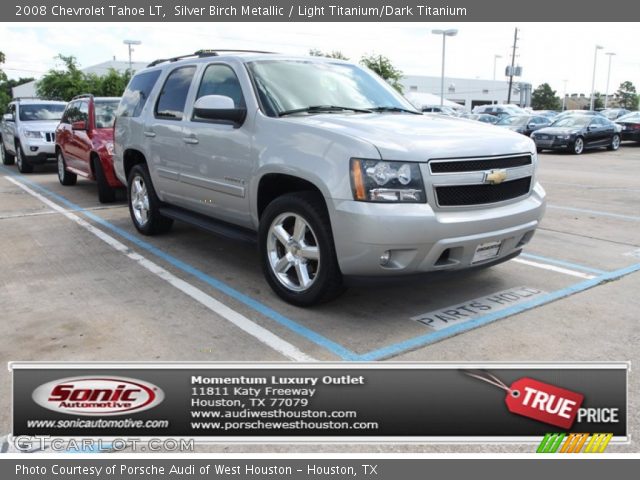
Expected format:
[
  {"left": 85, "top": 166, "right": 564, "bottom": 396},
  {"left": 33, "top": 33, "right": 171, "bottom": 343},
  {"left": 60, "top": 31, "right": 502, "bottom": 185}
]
[{"left": 0, "top": 144, "right": 639, "bottom": 451}]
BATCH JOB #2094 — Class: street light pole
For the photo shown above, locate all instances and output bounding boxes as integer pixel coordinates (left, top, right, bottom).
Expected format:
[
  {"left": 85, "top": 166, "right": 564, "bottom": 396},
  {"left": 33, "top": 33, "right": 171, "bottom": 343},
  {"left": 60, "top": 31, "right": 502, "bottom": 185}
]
[
  {"left": 604, "top": 52, "right": 616, "bottom": 109},
  {"left": 432, "top": 29, "right": 458, "bottom": 107},
  {"left": 123, "top": 39, "right": 142, "bottom": 72},
  {"left": 562, "top": 79, "right": 568, "bottom": 111},
  {"left": 493, "top": 54, "right": 502, "bottom": 81},
  {"left": 589, "top": 45, "right": 603, "bottom": 111}
]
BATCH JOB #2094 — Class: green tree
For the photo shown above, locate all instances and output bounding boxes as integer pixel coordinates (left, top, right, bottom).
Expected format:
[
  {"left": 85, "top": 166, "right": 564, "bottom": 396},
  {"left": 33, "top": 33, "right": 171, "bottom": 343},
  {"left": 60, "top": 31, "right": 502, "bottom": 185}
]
[
  {"left": 615, "top": 81, "right": 638, "bottom": 110},
  {"left": 36, "top": 54, "right": 131, "bottom": 101},
  {"left": 531, "top": 83, "right": 561, "bottom": 110},
  {"left": 592, "top": 92, "right": 604, "bottom": 110},
  {"left": 360, "top": 54, "right": 403, "bottom": 93},
  {"left": 308, "top": 49, "right": 349, "bottom": 60}
]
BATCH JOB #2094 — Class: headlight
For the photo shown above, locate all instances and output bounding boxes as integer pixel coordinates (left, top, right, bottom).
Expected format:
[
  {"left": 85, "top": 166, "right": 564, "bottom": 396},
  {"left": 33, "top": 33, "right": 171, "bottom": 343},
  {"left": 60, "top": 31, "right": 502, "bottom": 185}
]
[
  {"left": 556, "top": 134, "right": 572, "bottom": 140},
  {"left": 350, "top": 159, "right": 425, "bottom": 203},
  {"left": 105, "top": 142, "right": 114, "bottom": 156},
  {"left": 21, "top": 130, "right": 42, "bottom": 139}
]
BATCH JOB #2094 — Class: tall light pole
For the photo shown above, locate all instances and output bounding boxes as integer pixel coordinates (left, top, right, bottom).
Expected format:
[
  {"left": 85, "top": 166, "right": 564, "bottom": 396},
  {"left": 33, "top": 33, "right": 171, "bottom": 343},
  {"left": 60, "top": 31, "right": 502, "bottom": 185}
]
[
  {"left": 589, "top": 45, "right": 603, "bottom": 111},
  {"left": 604, "top": 52, "right": 616, "bottom": 109},
  {"left": 493, "top": 54, "right": 502, "bottom": 81},
  {"left": 432, "top": 29, "right": 458, "bottom": 106},
  {"left": 123, "top": 39, "right": 141, "bottom": 72},
  {"left": 562, "top": 79, "right": 568, "bottom": 111}
]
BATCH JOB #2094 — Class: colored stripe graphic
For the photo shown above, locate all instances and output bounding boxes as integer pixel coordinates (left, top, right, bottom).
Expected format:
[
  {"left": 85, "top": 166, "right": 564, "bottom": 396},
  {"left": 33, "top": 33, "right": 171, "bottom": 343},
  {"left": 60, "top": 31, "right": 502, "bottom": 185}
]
[
  {"left": 584, "top": 433, "right": 613, "bottom": 453},
  {"left": 537, "top": 433, "right": 613, "bottom": 453},
  {"left": 537, "top": 433, "right": 565, "bottom": 453}
]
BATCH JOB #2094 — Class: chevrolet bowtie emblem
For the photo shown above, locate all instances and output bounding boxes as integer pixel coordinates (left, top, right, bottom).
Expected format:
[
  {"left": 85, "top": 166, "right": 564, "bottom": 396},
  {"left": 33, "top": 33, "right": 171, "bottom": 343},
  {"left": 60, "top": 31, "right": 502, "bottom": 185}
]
[{"left": 485, "top": 169, "right": 508, "bottom": 185}]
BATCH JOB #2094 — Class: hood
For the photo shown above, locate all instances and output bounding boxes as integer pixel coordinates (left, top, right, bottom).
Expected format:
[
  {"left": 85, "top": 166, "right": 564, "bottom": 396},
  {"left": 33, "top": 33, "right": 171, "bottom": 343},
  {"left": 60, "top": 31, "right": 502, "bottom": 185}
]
[
  {"left": 20, "top": 120, "right": 60, "bottom": 132},
  {"left": 280, "top": 113, "right": 534, "bottom": 160},
  {"left": 533, "top": 127, "right": 582, "bottom": 136}
]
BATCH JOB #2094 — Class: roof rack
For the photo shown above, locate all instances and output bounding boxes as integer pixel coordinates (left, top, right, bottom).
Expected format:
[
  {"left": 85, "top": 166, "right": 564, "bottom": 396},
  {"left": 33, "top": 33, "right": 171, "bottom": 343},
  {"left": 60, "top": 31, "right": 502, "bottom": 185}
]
[
  {"left": 147, "top": 49, "right": 276, "bottom": 67},
  {"left": 71, "top": 94, "right": 94, "bottom": 101}
]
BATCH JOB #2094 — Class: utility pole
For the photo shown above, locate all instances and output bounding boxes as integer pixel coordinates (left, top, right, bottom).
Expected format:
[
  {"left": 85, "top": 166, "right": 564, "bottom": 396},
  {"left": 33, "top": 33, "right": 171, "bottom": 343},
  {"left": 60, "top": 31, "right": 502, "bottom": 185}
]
[{"left": 507, "top": 28, "right": 518, "bottom": 104}]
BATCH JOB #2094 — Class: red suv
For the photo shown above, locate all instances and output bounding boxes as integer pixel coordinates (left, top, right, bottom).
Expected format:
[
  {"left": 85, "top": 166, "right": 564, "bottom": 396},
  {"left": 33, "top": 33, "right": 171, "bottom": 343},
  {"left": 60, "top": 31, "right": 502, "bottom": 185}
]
[{"left": 55, "top": 95, "right": 122, "bottom": 203}]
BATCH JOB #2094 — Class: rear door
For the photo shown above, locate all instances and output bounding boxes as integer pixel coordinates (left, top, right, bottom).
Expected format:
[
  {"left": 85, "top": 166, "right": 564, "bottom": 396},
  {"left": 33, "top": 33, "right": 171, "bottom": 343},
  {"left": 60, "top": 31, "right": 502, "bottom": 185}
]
[{"left": 146, "top": 65, "right": 198, "bottom": 204}]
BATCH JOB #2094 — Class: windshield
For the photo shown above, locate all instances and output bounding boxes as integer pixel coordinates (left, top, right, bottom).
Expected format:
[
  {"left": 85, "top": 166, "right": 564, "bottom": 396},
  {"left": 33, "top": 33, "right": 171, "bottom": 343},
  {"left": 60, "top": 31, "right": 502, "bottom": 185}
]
[
  {"left": 247, "top": 60, "right": 417, "bottom": 116},
  {"left": 497, "top": 115, "right": 529, "bottom": 126},
  {"left": 551, "top": 116, "right": 591, "bottom": 128},
  {"left": 95, "top": 100, "right": 120, "bottom": 128},
  {"left": 18, "top": 104, "right": 65, "bottom": 121}
]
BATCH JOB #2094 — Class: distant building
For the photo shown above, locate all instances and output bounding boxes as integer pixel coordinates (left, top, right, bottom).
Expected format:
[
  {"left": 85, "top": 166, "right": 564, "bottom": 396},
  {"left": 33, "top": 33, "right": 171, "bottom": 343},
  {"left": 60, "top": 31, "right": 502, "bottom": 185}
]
[
  {"left": 400, "top": 75, "right": 532, "bottom": 110},
  {"left": 11, "top": 59, "right": 148, "bottom": 98}
]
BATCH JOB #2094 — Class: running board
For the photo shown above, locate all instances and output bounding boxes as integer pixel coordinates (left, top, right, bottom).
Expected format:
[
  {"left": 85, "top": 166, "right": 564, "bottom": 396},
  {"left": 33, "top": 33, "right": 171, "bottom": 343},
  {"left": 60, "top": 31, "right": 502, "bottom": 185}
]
[{"left": 158, "top": 206, "right": 257, "bottom": 244}]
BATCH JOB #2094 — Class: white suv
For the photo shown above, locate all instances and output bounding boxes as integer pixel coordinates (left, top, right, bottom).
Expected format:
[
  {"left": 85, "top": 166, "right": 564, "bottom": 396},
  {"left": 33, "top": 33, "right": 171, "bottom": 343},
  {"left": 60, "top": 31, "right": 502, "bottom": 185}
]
[
  {"left": 1, "top": 98, "right": 67, "bottom": 173},
  {"left": 113, "top": 50, "right": 546, "bottom": 306}
]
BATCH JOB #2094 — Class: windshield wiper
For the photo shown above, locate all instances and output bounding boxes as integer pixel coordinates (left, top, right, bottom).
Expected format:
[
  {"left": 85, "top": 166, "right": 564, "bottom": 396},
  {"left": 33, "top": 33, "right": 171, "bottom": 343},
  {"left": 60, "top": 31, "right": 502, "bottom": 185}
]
[
  {"left": 370, "top": 106, "right": 421, "bottom": 114},
  {"left": 278, "top": 105, "right": 373, "bottom": 117}
]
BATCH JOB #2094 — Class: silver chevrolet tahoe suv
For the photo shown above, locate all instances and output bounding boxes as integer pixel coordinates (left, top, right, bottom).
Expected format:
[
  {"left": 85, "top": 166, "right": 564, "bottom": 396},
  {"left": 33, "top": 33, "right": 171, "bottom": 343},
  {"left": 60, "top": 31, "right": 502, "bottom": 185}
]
[
  {"left": 113, "top": 50, "right": 546, "bottom": 306},
  {"left": 1, "top": 98, "right": 67, "bottom": 173}
]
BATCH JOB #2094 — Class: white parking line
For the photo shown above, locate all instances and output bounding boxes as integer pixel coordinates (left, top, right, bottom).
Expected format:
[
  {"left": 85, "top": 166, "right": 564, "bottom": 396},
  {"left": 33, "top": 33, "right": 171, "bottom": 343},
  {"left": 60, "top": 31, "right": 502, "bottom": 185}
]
[
  {"left": 5, "top": 176, "right": 315, "bottom": 362},
  {"left": 512, "top": 258, "right": 596, "bottom": 279}
]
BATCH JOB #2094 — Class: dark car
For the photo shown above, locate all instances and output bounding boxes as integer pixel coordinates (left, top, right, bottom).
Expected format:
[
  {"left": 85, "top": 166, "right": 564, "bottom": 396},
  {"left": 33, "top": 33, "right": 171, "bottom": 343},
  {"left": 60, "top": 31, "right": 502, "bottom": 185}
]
[
  {"left": 615, "top": 112, "right": 640, "bottom": 142},
  {"left": 601, "top": 108, "right": 631, "bottom": 120},
  {"left": 461, "top": 113, "right": 499, "bottom": 124},
  {"left": 55, "top": 95, "right": 123, "bottom": 203},
  {"left": 531, "top": 114, "right": 621, "bottom": 154},
  {"left": 496, "top": 115, "right": 551, "bottom": 136}
]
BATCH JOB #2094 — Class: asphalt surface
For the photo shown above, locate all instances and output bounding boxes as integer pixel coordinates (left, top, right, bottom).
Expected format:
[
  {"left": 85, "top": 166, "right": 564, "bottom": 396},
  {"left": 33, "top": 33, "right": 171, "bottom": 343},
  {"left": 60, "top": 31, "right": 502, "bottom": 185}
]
[{"left": 0, "top": 142, "right": 638, "bottom": 452}]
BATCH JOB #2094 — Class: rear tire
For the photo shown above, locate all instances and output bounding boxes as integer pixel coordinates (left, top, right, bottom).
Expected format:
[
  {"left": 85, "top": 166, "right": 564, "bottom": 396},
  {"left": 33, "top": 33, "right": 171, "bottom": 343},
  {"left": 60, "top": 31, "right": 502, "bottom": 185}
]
[
  {"left": 259, "top": 191, "right": 344, "bottom": 306},
  {"left": 57, "top": 151, "right": 77, "bottom": 186},
  {"left": 127, "top": 163, "right": 173, "bottom": 235},
  {"left": 93, "top": 157, "right": 116, "bottom": 203},
  {"left": 1, "top": 140, "right": 15, "bottom": 165},
  {"left": 608, "top": 134, "right": 621, "bottom": 151},
  {"left": 16, "top": 145, "right": 34, "bottom": 173}
]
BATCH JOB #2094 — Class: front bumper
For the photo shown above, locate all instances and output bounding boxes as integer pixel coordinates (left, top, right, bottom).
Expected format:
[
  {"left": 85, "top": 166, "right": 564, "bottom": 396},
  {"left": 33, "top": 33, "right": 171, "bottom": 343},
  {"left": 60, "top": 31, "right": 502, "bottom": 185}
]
[
  {"left": 21, "top": 138, "right": 56, "bottom": 163},
  {"left": 330, "top": 183, "right": 546, "bottom": 276},
  {"left": 532, "top": 136, "right": 574, "bottom": 150}
]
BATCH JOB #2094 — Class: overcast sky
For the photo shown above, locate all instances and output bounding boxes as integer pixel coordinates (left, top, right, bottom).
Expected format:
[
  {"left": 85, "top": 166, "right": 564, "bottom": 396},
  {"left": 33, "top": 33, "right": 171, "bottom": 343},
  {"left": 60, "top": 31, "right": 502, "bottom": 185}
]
[{"left": 1, "top": 22, "right": 638, "bottom": 96}]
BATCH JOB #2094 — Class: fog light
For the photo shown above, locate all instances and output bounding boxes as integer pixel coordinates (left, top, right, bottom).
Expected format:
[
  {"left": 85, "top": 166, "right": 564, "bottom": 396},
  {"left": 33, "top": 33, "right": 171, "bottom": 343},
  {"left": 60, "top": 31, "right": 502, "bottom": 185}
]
[
  {"left": 30, "top": 147, "right": 39, "bottom": 152},
  {"left": 380, "top": 251, "right": 391, "bottom": 266}
]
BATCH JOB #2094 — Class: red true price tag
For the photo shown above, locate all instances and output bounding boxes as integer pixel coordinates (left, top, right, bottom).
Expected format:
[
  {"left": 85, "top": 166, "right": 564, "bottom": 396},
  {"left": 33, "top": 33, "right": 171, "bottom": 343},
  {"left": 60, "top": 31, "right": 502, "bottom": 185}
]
[{"left": 505, "top": 377, "right": 584, "bottom": 429}]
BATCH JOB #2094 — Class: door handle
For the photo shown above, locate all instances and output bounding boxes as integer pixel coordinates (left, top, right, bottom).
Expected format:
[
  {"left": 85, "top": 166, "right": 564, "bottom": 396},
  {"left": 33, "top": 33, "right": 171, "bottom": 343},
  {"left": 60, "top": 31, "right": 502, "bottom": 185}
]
[
  {"left": 183, "top": 135, "right": 199, "bottom": 145},
  {"left": 143, "top": 131, "right": 156, "bottom": 138}
]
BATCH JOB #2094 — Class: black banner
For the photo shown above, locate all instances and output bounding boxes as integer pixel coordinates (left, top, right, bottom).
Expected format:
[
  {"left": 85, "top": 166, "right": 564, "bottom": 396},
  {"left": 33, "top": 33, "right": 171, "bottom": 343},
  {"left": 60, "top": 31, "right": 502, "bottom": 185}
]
[
  {"left": 11, "top": 363, "right": 628, "bottom": 439},
  {"left": 3, "top": 0, "right": 640, "bottom": 22}
]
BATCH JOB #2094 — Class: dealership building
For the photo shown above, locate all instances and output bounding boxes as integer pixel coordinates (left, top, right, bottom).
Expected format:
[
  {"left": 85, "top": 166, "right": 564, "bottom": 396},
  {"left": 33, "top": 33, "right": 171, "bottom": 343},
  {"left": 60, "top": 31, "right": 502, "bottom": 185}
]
[{"left": 400, "top": 75, "right": 532, "bottom": 110}]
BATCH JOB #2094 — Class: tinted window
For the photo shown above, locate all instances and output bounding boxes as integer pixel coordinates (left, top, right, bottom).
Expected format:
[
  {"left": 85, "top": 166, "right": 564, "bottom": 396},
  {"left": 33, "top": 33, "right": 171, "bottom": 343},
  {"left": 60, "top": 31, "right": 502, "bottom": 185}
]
[
  {"left": 118, "top": 70, "right": 162, "bottom": 118},
  {"left": 61, "top": 101, "right": 78, "bottom": 124},
  {"left": 18, "top": 104, "right": 65, "bottom": 121},
  {"left": 155, "top": 66, "right": 196, "bottom": 120},
  {"left": 196, "top": 64, "right": 245, "bottom": 109}
]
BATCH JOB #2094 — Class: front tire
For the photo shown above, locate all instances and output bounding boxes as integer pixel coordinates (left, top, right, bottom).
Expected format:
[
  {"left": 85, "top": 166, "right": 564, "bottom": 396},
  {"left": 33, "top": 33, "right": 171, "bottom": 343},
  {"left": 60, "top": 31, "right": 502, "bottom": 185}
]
[
  {"left": 608, "top": 134, "right": 621, "bottom": 151},
  {"left": 127, "top": 164, "right": 173, "bottom": 235},
  {"left": 16, "top": 145, "right": 34, "bottom": 173},
  {"left": 259, "top": 192, "right": 344, "bottom": 306},
  {"left": 1, "top": 141, "right": 15, "bottom": 165},
  {"left": 572, "top": 137, "right": 584, "bottom": 155},
  {"left": 57, "top": 151, "right": 77, "bottom": 186},
  {"left": 93, "top": 157, "right": 116, "bottom": 203}
]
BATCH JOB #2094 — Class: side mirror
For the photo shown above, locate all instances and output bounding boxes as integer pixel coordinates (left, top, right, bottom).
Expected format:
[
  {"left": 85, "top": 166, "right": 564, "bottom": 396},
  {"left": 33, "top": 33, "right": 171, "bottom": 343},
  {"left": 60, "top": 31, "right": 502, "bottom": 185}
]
[
  {"left": 3, "top": 113, "right": 14, "bottom": 122},
  {"left": 193, "top": 95, "right": 246, "bottom": 126},
  {"left": 72, "top": 120, "right": 86, "bottom": 130}
]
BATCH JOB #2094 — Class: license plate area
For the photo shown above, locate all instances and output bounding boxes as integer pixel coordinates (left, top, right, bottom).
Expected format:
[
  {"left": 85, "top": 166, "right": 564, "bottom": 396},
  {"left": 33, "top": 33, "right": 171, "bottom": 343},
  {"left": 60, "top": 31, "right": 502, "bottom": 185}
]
[{"left": 472, "top": 240, "right": 502, "bottom": 263}]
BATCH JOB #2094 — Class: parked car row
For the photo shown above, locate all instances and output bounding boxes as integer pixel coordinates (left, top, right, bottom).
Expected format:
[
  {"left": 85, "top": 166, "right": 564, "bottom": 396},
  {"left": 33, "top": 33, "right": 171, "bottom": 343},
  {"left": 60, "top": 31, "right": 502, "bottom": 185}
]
[{"left": 1, "top": 95, "right": 123, "bottom": 203}]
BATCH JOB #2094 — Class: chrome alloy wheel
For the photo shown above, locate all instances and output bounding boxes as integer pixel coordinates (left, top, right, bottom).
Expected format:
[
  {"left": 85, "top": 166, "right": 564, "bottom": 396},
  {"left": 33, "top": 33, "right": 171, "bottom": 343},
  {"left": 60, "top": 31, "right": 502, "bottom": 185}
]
[
  {"left": 130, "top": 175, "right": 150, "bottom": 226},
  {"left": 574, "top": 137, "right": 584, "bottom": 154},
  {"left": 266, "top": 212, "right": 320, "bottom": 292}
]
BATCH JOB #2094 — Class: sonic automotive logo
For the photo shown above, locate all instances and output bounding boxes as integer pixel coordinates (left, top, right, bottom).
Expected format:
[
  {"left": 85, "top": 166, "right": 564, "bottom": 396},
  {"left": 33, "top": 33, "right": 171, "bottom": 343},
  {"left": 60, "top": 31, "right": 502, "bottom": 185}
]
[{"left": 32, "top": 377, "right": 164, "bottom": 416}]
